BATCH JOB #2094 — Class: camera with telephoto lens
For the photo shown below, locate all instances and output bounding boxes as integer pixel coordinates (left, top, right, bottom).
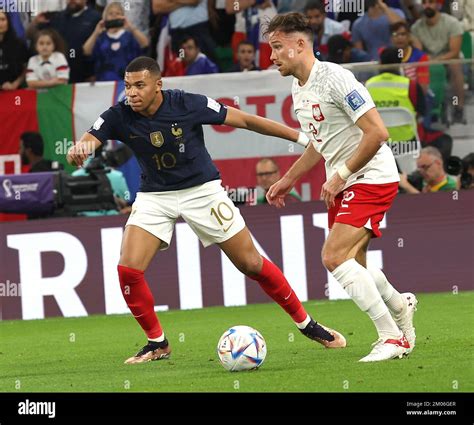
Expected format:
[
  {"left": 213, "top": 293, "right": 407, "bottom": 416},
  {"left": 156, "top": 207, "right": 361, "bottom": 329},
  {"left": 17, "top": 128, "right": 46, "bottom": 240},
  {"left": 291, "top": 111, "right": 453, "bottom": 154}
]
[{"left": 446, "top": 156, "right": 473, "bottom": 189}]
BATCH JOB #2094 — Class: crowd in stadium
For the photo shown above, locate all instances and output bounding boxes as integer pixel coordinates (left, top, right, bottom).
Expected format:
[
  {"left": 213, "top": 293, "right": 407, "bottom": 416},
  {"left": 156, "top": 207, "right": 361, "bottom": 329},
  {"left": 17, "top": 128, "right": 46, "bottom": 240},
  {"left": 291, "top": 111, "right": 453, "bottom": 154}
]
[{"left": 0, "top": 0, "right": 473, "bottom": 218}]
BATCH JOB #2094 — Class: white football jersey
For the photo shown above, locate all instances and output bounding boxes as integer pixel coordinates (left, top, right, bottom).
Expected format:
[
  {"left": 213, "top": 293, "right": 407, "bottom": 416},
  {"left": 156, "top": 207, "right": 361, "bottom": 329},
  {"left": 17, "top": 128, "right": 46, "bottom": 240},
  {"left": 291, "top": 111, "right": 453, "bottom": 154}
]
[
  {"left": 26, "top": 52, "right": 70, "bottom": 82},
  {"left": 292, "top": 60, "right": 399, "bottom": 189}
]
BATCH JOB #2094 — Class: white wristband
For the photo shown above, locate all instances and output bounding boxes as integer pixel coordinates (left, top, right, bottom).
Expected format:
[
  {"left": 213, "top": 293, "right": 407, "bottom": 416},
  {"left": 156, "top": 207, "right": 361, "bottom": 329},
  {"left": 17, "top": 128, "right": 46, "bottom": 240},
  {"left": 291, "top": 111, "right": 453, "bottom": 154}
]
[
  {"left": 337, "top": 163, "right": 353, "bottom": 180},
  {"left": 296, "top": 132, "right": 310, "bottom": 148}
]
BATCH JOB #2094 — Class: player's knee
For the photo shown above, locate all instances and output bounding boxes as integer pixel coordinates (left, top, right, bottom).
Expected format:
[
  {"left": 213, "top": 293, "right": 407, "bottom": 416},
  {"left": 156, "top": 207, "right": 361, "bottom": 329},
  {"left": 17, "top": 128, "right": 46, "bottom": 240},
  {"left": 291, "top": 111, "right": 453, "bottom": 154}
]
[
  {"left": 321, "top": 250, "right": 345, "bottom": 272},
  {"left": 236, "top": 254, "right": 262, "bottom": 276},
  {"left": 118, "top": 254, "right": 146, "bottom": 272}
]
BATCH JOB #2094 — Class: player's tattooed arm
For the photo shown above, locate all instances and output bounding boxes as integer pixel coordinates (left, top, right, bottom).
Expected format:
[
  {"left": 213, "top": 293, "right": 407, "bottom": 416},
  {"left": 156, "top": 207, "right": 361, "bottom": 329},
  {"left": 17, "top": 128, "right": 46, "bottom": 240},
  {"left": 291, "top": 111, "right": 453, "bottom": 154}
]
[
  {"left": 66, "top": 133, "right": 103, "bottom": 167},
  {"left": 224, "top": 106, "right": 301, "bottom": 144}
]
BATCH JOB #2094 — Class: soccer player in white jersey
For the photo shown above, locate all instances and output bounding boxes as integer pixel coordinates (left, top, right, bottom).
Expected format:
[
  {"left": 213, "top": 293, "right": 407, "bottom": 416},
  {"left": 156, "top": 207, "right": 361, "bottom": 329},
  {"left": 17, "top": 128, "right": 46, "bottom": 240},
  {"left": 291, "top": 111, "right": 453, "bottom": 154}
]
[{"left": 264, "top": 13, "right": 418, "bottom": 362}]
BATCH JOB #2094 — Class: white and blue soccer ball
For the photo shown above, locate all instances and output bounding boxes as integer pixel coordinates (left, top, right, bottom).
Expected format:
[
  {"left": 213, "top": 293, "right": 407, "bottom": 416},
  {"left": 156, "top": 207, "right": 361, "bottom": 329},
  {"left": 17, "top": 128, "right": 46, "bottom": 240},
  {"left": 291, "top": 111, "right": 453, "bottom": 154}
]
[{"left": 217, "top": 325, "right": 267, "bottom": 372}]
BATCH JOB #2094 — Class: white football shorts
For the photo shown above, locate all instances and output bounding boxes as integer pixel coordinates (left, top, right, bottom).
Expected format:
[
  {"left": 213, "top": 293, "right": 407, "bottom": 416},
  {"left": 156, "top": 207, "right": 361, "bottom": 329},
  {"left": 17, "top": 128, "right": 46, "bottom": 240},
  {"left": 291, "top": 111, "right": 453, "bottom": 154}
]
[{"left": 126, "top": 179, "right": 246, "bottom": 250}]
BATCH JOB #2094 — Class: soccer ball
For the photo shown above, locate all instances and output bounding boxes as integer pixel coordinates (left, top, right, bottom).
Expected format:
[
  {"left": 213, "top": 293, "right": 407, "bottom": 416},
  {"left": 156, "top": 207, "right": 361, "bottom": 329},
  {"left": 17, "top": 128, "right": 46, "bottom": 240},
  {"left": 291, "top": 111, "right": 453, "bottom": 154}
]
[{"left": 217, "top": 325, "right": 267, "bottom": 372}]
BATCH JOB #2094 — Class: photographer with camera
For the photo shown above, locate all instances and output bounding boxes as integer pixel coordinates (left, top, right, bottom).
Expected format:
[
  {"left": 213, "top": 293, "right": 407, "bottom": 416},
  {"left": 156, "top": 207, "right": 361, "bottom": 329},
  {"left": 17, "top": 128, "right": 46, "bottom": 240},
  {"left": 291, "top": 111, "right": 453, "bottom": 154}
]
[
  {"left": 72, "top": 144, "right": 131, "bottom": 216},
  {"left": 83, "top": 2, "right": 149, "bottom": 82},
  {"left": 399, "top": 146, "right": 458, "bottom": 194}
]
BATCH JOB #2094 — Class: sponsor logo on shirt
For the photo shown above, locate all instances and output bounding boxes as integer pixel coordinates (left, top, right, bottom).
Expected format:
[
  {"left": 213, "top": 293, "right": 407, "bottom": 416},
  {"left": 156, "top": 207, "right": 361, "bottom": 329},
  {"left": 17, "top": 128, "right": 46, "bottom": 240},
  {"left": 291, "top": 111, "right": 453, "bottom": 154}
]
[{"left": 345, "top": 90, "right": 366, "bottom": 111}]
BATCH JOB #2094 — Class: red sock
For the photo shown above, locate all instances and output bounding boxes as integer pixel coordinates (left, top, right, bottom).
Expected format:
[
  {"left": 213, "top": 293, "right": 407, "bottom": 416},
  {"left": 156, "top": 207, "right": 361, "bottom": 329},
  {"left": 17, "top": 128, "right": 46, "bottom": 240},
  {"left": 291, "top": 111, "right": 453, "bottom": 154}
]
[
  {"left": 250, "top": 257, "right": 308, "bottom": 323},
  {"left": 117, "top": 265, "right": 163, "bottom": 339}
]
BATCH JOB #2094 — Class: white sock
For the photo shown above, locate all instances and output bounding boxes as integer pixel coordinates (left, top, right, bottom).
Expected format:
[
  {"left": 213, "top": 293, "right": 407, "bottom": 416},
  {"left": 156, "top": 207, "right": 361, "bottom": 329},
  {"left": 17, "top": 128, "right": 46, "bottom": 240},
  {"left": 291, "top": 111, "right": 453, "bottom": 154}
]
[
  {"left": 148, "top": 334, "right": 165, "bottom": 343},
  {"left": 368, "top": 266, "right": 404, "bottom": 317},
  {"left": 295, "top": 314, "right": 311, "bottom": 329},
  {"left": 331, "top": 259, "right": 401, "bottom": 340}
]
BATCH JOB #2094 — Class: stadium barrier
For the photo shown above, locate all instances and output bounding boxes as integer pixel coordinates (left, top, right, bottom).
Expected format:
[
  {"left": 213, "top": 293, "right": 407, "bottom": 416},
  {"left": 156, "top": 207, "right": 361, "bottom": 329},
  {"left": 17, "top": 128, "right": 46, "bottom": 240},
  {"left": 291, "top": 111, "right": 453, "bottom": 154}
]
[{"left": 1, "top": 190, "right": 472, "bottom": 321}]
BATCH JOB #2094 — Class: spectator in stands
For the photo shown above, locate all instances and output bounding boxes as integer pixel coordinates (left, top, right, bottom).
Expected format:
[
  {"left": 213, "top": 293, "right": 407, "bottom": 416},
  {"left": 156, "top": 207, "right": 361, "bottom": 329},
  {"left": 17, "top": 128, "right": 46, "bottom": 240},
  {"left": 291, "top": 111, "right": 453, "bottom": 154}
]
[
  {"left": 28, "top": 0, "right": 101, "bottom": 83},
  {"left": 255, "top": 158, "right": 301, "bottom": 204},
  {"left": 72, "top": 146, "right": 131, "bottom": 216},
  {"left": 96, "top": 0, "right": 151, "bottom": 36},
  {"left": 352, "top": 0, "right": 405, "bottom": 60},
  {"left": 304, "top": 0, "right": 345, "bottom": 59},
  {"left": 227, "top": 40, "right": 260, "bottom": 72},
  {"left": 0, "top": 12, "right": 28, "bottom": 90},
  {"left": 208, "top": 0, "right": 238, "bottom": 50},
  {"left": 389, "top": 21, "right": 436, "bottom": 128},
  {"left": 83, "top": 2, "right": 149, "bottom": 81},
  {"left": 231, "top": 0, "right": 277, "bottom": 70},
  {"left": 367, "top": 47, "right": 453, "bottom": 162},
  {"left": 152, "top": 0, "right": 217, "bottom": 62},
  {"left": 390, "top": 21, "right": 430, "bottom": 91},
  {"left": 366, "top": 47, "right": 425, "bottom": 143},
  {"left": 410, "top": 0, "right": 465, "bottom": 123},
  {"left": 180, "top": 35, "right": 219, "bottom": 75},
  {"left": 327, "top": 34, "right": 371, "bottom": 64},
  {"left": 26, "top": 29, "right": 70, "bottom": 89},
  {"left": 19, "top": 132, "right": 54, "bottom": 173},
  {"left": 399, "top": 146, "right": 457, "bottom": 193}
]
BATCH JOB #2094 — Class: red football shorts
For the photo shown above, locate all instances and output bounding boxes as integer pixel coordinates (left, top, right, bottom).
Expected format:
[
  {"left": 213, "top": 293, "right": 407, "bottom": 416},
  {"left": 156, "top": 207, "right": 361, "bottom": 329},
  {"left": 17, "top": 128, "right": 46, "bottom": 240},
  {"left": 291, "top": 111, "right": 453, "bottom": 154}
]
[{"left": 328, "top": 182, "right": 399, "bottom": 238}]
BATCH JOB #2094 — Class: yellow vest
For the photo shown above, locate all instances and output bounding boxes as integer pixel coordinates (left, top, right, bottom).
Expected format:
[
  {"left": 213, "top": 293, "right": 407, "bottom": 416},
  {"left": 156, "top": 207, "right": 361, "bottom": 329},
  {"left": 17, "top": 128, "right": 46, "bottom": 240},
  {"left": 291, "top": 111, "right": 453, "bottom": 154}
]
[{"left": 366, "top": 73, "right": 416, "bottom": 142}]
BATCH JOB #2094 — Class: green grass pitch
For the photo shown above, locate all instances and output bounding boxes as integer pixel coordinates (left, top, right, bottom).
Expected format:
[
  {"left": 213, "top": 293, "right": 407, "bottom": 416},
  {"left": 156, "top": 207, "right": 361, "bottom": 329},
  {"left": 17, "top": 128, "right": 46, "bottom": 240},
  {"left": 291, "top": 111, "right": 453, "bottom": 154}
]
[{"left": 1, "top": 291, "right": 472, "bottom": 392}]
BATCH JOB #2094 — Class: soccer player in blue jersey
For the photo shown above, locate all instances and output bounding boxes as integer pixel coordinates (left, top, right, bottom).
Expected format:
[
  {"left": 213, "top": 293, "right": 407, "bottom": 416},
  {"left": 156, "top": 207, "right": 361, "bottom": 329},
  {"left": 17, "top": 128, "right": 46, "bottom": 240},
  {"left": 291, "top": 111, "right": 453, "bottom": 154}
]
[{"left": 67, "top": 56, "right": 346, "bottom": 364}]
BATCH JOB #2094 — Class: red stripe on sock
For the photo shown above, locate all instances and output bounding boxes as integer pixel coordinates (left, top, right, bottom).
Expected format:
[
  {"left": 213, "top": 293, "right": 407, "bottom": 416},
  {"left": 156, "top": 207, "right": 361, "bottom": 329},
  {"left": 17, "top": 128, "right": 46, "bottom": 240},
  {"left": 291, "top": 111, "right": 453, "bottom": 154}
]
[
  {"left": 117, "top": 265, "right": 163, "bottom": 339},
  {"left": 251, "top": 257, "right": 307, "bottom": 323}
]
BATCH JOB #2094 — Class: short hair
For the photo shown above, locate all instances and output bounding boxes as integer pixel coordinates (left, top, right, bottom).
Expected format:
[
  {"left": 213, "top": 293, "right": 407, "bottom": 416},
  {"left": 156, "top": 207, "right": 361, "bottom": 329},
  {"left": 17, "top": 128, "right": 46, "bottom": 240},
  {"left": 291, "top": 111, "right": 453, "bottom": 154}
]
[
  {"left": 327, "top": 34, "right": 351, "bottom": 63},
  {"left": 365, "top": 0, "right": 378, "bottom": 10},
  {"left": 237, "top": 40, "right": 255, "bottom": 51},
  {"left": 304, "top": 0, "right": 326, "bottom": 14},
  {"left": 35, "top": 28, "right": 66, "bottom": 55},
  {"left": 21, "top": 132, "right": 44, "bottom": 156},
  {"left": 180, "top": 35, "right": 199, "bottom": 48},
  {"left": 125, "top": 56, "right": 161, "bottom": 76},
  {"left": 389, "top": 21, "right": 410, "bottom": 33},
  {"left": 263, "top": 12, "right": 314, "bottom": 41},
  {"left": 256, "top": 157, "right": 279, "bottom": 170},
  {"left": 380, "top": 47, "right": 402, "bottom": 65},
  {"left": 421, "top": 146, "right": 443, "bottom": 161}
]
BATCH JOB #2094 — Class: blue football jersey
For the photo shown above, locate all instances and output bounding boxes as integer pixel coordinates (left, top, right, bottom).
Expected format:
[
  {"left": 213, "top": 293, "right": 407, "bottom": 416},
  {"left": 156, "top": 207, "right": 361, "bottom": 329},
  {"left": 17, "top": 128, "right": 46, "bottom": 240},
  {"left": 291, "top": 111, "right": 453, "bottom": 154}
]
[{"left": 88, "top": 89, "right": 228, "bottom": 192}]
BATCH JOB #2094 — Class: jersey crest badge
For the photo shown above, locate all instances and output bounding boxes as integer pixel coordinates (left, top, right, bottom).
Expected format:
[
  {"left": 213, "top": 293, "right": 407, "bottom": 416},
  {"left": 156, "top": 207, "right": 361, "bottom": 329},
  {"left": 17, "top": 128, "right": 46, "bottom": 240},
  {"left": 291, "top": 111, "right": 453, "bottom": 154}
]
[
  {"left": 150, "top": 131, "right": 164, "bottom": 148},
  {"left": 171, "top": 125, "right": 183, "bottom": 138},
  {"left": 171, "top": 123, "right": 185, "bottom": 146},
  {"left": 312, "top": 104, "right": 325, "bottom": 122}
]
